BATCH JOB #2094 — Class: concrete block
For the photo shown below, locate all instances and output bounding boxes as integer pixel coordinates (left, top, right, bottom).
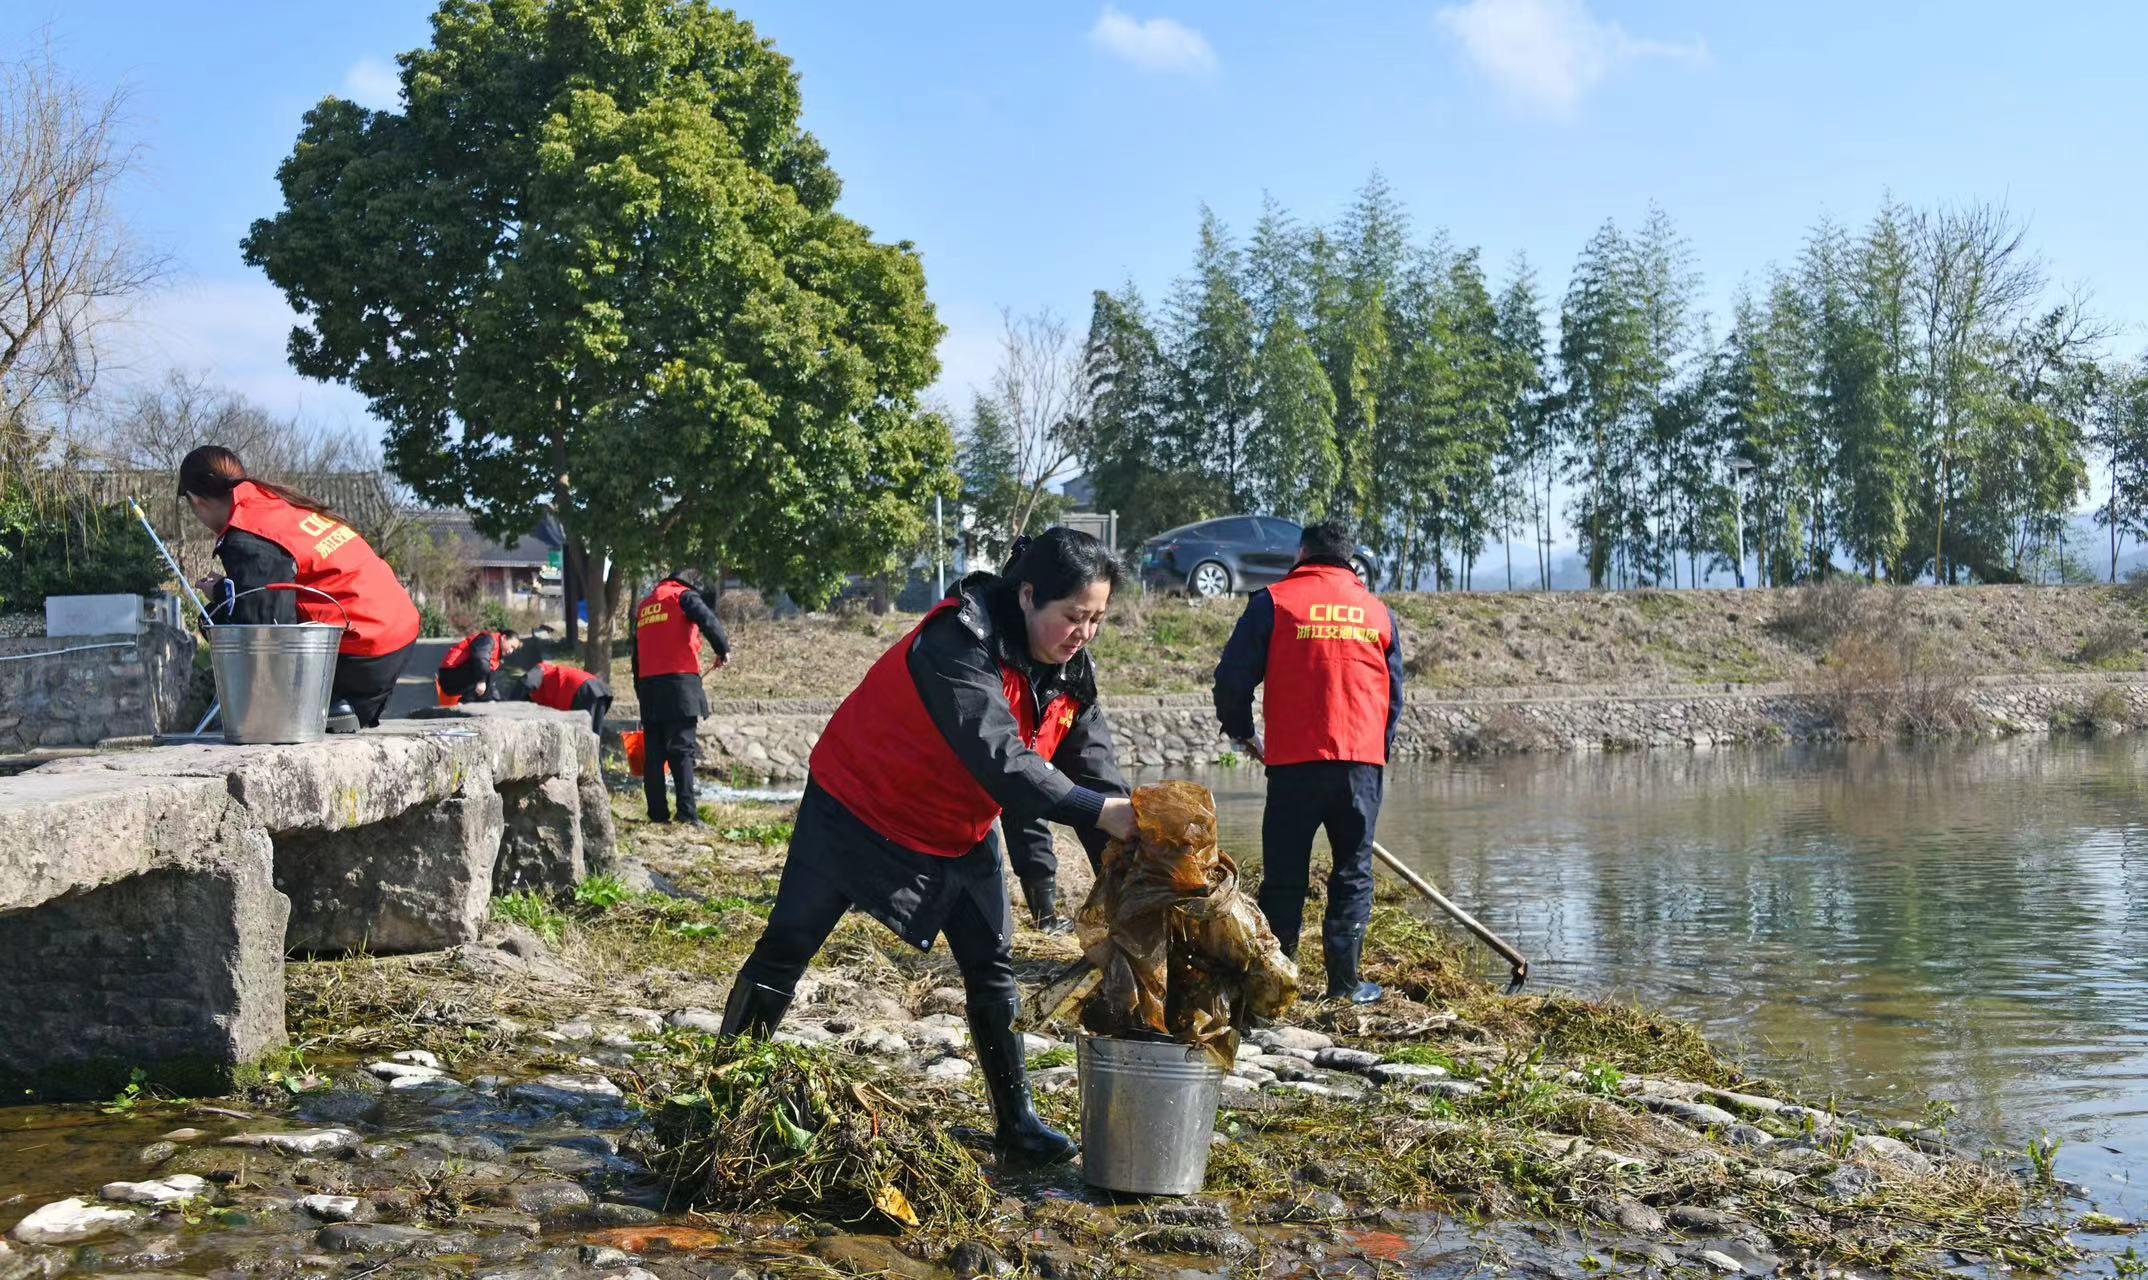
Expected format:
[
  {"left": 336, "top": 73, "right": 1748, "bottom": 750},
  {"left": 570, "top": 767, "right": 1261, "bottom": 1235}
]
[
  {"left": 44, "top": 595, "right": 141, "bottom": 637},
  {"left": 277, "top": 770, "right": 504, "bottom": 955},
  {"left": 495, "top": 775, "right": 584, "bottom": 895}
]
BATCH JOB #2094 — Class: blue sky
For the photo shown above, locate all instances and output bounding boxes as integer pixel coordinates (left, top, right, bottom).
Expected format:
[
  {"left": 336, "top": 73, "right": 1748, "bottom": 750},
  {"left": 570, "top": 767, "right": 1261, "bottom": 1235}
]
[{"left": 25, "top": 0, "right": 2148, "bottom": 479}]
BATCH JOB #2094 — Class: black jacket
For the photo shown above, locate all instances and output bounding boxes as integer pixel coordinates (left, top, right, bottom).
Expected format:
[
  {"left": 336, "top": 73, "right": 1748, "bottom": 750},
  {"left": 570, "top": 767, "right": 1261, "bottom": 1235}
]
[
  {"left": 905, "top": 581, "right": 1127, "bottom": 845},
  {"left": 438, "top": 633, "right": 500, "bottom": 698},
  {"left": 1213, "top": 567, "right": 1407, "bottom": 755},
  {"left": 631, "top": 577, "right": 731, "bottom": 722},
  {"left": 210, "top": 529, "right": 299, "bottom": 624}
]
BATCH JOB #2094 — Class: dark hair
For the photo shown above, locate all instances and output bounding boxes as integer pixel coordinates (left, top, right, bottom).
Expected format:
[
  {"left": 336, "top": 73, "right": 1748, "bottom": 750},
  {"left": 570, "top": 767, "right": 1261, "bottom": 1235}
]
[
  {"left": 1299, "top": 520, "right": 1356, "bottom": 565},
  {"left": 177, "top": 445, "right": 346, "bottom": 525},
  {"left": 977, "top": 527, "right": 1123, "bottom": 609},
  {"left": 498, "top": 629, "right": 519, "bottom": 641}
]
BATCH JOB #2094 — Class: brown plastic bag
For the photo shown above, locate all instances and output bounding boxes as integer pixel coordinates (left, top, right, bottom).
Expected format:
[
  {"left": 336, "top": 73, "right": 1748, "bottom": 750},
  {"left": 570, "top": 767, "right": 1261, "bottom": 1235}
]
[{"left": 1075, "top": 781, "right": 1298, "bottom": 1065}]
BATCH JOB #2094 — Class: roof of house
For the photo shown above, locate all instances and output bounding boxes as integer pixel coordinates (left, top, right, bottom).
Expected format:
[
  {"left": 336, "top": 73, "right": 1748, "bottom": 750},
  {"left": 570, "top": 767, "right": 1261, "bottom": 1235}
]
[{"left": 403, "top": 509, "right": 564, "bottom": 568}]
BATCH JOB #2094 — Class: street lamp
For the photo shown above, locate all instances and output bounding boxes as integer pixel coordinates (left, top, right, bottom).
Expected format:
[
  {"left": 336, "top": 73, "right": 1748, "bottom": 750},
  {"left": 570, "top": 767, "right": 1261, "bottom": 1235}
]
[{"left": 1728, "top": 458, "right": 1757, "bottom": 588}]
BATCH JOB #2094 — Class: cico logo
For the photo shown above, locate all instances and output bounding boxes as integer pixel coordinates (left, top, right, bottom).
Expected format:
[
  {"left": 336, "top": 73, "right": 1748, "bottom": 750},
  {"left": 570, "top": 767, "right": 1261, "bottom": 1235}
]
[{"left": 1307, "top": 602, "right": 1366, "bottom": 624}]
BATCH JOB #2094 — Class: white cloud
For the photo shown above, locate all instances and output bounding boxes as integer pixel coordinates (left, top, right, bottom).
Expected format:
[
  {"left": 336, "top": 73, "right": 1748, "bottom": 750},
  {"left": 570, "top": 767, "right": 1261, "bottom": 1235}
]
[
  {"left": 1434, "top": 0, "right": 1705, "bottom": 115},
  {"left": 1088, "top": 6, "right": 1218, "bottom": 78},
  {"left": 99, "top": 276, "right": 381, "bottom": 435},
  {"left": 341, "top": 57, "right": 401, "bottom": 112}
]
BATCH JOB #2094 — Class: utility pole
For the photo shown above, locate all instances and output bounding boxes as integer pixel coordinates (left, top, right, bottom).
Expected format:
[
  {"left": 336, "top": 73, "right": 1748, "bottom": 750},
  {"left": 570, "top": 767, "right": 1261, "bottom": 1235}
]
[
  {"left": 935, "top": 495, "right": 946, "bottom": 600},
  {"left": 1730, "top": 458, "right": 1756, "bottom": 588}
]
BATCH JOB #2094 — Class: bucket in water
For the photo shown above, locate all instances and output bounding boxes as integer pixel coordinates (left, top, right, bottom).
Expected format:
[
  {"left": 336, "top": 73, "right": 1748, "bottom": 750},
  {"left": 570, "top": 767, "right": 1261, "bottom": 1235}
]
[
  {"left": 1076, "top": 1033, "right": 1226, "bottom": 1195},
  {"left": 206, "top": 584, "right": 347, "bottom": 744}
]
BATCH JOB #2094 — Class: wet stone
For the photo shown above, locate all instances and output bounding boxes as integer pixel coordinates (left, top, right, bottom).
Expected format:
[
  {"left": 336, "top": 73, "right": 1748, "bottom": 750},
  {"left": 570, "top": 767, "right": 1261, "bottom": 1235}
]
[
  {"left": 1849, "top": 1133, "right": 1933, "bottom": 1173},
  {"left": 510, "top": 1074, "right": 625, "bottom": 1112},
  {"left": 1638, "top": 1096, "right": 1741, "bottom": 1129},
  {"left": 318, "top": 1222, "right": 478, "bottom": 1257},
  {"left": 591, "top": 1202, "right": 663, "bottom": 1226},
  {"left": 1253, "top": 1027, "right": 1333, "bottom": 1053},
  {"left": 1313, "top": 1047, "right": 1382, "bottom": 1072},
  {"left": 948, "top": 1240, "right": 1013, "bottom": 1279},
  {"left": 813, "top": 1234, "right": 937, "bottom": 1280},
  {"left": 581, "top": 1245, "right": 635, "bottom": 1269},
  {"left": 1253, "top": 1054, "right": 1320, "bottom": 1081},
  {"left": 458, "top": 1209, "right": 542, "bottom": 1237},
  {"left": 8, "top": 1198, "right": 139, "bottom": 1245},
  {"left": 1595, "top": 1197, "right": 1665, "bottom": 1235},
  {"left": 1824, "top": 1164, "right": 1882, "bottom": 1199},
  {"left": 1667, "top": 1206, "right": 1746, "bottom": 1233},
  {"left": 1368, "top": 1062, "right": 1447, "bottom": 1086},
  {"left": 159, "top": 1128, "right": 207, "bottom": 1142},
  {"left": 1142, "top": 1201, "right": 1229, "bottom": 1228},
  {"left": 223, "top": 1127, "right": 362, "bottom": 1158},
  {"left": 1137, "top": 1225, "right": 1255, "bottom": 1258},
  {"left": 1696, "top": 1248, "right": 1745, "bottom": 1274},
  {"left": 136, "top": 1141, "right": 180, "bottom": 1166},
  {"left": 298, "top": 1195, "right": 365, "bottom": 1223},
  {"left": 99, "top": 1175, "right": 208, "bottom": 1207},
  {"left": 474, "top": 1180, "right": 595, "bottom": 1218}
]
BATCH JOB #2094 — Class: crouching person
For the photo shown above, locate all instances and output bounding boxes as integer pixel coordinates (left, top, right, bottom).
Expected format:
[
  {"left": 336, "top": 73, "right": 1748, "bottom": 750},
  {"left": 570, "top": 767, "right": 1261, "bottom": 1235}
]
[{"left": 719, "top": 529, "right": 1134, "bottom": 1164}]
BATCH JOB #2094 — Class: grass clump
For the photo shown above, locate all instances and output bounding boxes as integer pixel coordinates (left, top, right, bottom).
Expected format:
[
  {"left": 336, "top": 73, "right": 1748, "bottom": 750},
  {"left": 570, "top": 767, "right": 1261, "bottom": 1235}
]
[
  {"left": 492, "top": 891, "right": 567, "bottom": 944},
  {"left": 628, "top": 1035, "right": 998, "bottom": 1238}
]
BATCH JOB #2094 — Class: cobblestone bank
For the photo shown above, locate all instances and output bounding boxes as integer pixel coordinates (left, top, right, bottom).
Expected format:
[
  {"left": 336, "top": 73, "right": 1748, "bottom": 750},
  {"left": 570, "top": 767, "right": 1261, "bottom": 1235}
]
[{"left": 690, "top": 672, "right": 2148, "bottom": 782}]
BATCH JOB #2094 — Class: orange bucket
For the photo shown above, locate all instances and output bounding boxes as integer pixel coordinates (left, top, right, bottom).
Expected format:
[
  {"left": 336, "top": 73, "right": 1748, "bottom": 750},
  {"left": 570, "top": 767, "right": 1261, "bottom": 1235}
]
[
  {"left": 435, "top": 678, "right": 462, "bottom": 708},
  {"left": 624, "top": 728, "right": 647, "bottom": 774}
]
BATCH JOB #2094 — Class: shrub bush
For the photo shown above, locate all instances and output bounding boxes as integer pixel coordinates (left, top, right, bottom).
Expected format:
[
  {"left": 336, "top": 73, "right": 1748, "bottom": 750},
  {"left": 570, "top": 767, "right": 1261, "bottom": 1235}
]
[
  {"left": 0, "top": 488, "right": 166, "bottom": 612},
  {"left": 2075, "top": 620, "right": 2141, "bottom": 668}
]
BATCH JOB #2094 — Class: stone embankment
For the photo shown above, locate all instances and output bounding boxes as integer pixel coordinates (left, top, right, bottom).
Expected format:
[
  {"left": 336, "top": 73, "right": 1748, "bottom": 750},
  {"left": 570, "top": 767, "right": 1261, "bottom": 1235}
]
[
  {"left": 0, "top": 622, "right": 196, "bottom": 753},
  {"left": 687, "top": 672, "right": 2148, "bottom": 781},
  {"left": 0, "top": 703, "right": 611, "bottom": 1094}
]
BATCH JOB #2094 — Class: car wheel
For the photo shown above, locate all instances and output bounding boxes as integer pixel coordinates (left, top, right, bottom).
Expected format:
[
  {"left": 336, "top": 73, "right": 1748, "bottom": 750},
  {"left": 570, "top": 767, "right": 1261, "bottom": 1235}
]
[
  {"left": 1352, "top": 557, "right": 1376, "bottom": 589},
  {"left": 1189, "top": 560, "right": 1233, "bottom": 598}
]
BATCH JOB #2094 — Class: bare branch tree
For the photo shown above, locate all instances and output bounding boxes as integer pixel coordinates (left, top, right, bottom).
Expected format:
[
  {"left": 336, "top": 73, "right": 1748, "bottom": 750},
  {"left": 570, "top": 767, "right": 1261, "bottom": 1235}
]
[
  {"left": 985, "top": 306, "right": 1090, "bottom": 540},
  {"left": 0, "top": 45, "right": 166, "bottom": 458}
]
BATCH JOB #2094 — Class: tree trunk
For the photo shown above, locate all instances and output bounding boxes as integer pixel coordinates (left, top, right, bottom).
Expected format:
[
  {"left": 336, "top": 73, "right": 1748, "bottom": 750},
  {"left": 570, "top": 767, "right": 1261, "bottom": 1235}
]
[{"left": 575, "top": 543, "right": 615, "bottom": 673}]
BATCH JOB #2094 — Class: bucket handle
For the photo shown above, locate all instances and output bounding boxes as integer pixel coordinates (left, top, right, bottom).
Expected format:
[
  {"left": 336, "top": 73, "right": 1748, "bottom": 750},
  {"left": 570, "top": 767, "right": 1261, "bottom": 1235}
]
[{"left": 210, "top": 582, "right": 352, "bottom": 631}]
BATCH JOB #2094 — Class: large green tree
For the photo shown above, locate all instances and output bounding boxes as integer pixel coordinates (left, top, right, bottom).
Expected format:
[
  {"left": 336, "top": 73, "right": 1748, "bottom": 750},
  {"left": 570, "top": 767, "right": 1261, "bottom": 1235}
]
[{"left": 241, "top": 0, "right": 951, "bottom": 661}]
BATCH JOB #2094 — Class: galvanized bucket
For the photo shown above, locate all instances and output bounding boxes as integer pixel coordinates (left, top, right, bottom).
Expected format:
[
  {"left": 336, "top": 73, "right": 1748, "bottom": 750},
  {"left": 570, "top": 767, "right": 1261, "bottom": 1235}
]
[
  {"left": 206, "top": 585, "right": 347, "bottom": 744},
  {"left": 1076, "top": 1034, "right": 1226, "bottom": 1195}
]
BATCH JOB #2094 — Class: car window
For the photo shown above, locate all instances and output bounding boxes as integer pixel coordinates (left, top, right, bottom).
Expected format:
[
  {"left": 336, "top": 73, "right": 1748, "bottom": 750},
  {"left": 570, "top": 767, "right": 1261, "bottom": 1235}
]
[
  {"left": 1206, "top": 517, "right": 1259, "bottom": 543},
  {"left": 1257, "top": 517, "right": 1300, "bottom": 547}
]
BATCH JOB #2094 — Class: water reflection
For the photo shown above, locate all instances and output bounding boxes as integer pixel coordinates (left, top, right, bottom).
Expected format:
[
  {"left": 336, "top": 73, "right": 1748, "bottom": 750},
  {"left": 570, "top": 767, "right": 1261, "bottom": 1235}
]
[{"left": 1173, "top": 735, "right": 2148, "bottom": 1216}]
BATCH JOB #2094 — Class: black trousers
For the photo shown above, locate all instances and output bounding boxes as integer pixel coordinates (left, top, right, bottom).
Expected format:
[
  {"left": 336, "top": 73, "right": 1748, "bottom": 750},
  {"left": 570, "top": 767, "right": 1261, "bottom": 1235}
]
[
  {"left": 738, "top": 790, "right": 1018, "bottom": 1008},
  {"left": 641, "top": 716, "right": 699, "bottom": 821},
  {"left": 334, "top": 642, "right": 415, "bottom": 729},
  {"left": 1257, "top": 761, "right": 1383, "bottom": 956},
  {"left": 576, "top": 691, "right": 612, "bottom": 740},
  {"left": 1004, "top": 816, "right": 1056, "bottom": 886},
  {"left": 436, "top": 658, "right": 491, "bottom": 699}
]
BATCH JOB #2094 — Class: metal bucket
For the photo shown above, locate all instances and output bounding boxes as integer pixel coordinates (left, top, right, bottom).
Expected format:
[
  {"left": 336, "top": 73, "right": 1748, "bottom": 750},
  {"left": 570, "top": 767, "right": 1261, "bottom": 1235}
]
[
  {"left": 1077, "top": 1034, "right": 1226, "bottom": 1195},
  {"left": 208, "top": 624, "right": 343, "bottom": 743}
]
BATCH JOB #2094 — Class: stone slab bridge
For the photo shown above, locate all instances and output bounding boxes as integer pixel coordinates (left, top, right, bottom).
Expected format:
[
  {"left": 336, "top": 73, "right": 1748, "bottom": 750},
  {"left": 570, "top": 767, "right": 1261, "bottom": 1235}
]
[{"left": 0, "top": 704, "right": 614, "bottom": 1095}]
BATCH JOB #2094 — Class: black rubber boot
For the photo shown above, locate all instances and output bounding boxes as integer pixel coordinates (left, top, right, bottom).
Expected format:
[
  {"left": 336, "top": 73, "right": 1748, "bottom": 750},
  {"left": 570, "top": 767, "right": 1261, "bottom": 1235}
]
[
  {"left": 966, "top": 994, "right": 1076, "bottom": 1164},
  {"left": 326, "top": 700, "right": 360, "bottom": 735},
  {"left": 1322, "top": 923, "right": 1384, "bottom": 1005},
  {"left": 1021, "top": 875, "right": 1073, "bottom": 936},
  {"left": 717, "top": 974, "right": 793, "bottom": 1039}
]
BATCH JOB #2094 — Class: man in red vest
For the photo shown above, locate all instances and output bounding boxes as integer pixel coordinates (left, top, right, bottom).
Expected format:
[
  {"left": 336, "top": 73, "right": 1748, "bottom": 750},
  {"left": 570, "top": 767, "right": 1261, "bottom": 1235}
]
[
  {"left": 1213, "top": 521, "right": 1404, "bottom": 1004},
  {"left": 632, "top": 570, "right": 731, "bottom": 824},
  {"left": 521, "top": 659, "right": 613, "bottom": 737}
]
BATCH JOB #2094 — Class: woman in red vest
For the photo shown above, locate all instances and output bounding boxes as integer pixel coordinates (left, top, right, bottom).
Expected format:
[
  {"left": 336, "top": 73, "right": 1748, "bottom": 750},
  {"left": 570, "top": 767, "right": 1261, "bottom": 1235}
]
[
  {"left": 179, "top": 446, "right": 422, "bottom": 730},
  {"left": 720, "top": 529, "right": 1136, "bottom": 1165}
]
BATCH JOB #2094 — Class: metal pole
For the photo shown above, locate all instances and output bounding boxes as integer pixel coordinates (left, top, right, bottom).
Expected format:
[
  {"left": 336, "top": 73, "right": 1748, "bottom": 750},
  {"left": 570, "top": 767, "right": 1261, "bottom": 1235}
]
[
  {"left": 935, "top": 495, "right": 946, "bottom": 599},
  {"left": 129, "top": 499, "right": 222, "bottom": 734},
  {"left": 1733, "top": 484, "right": 1745, "bottom": 589},
  {"left": 1369, "top": 840, "right": 1529, "bottom": 993}
]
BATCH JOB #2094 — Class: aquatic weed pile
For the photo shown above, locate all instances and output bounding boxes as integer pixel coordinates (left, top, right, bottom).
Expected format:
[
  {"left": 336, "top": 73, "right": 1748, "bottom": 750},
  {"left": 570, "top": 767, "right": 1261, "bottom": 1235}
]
[{"left": 627, "top": 1035, "right": 998, "bottom": 1236}]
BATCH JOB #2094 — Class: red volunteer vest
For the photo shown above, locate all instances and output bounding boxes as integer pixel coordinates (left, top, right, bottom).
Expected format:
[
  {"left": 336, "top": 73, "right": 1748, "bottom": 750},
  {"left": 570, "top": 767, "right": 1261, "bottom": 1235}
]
[
  {"left": 530, "top": 661, "right": 596, "bottom": 711},
  {"left": 634, "top": 579, "right": 703, "bottom": 677},
  {"left": 441, "top": 631, "right": 505, "bottom": 674},
  {"left": 812, "top": 599, "right": 1081, "bottom": 859},
  {"left": 220, "top": 481, "right": 421, "bottom": 658},
  {"left": 1263, "top": 562, "right": 1394, "bottom": 767}
]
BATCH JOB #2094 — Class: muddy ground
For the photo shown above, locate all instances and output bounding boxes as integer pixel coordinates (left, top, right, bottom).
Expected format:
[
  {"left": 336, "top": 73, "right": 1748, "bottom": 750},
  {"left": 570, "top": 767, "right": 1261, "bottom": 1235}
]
[{"left": 1, "top": 795, "right": 2137, "bottom": 1280}]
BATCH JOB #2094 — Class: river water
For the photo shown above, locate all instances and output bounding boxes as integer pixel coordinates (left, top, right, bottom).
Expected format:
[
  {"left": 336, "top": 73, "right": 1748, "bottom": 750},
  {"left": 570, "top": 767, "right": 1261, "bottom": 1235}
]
[{"left": 1184, "top": 735, "right": 2148, "bottom": 1221}]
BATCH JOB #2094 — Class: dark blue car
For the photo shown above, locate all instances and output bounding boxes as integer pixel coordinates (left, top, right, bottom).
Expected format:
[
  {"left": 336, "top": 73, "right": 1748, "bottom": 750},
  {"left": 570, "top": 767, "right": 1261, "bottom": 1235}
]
[{"left": 1138, "top": 516, "right": 1378, "bottom": 598}]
